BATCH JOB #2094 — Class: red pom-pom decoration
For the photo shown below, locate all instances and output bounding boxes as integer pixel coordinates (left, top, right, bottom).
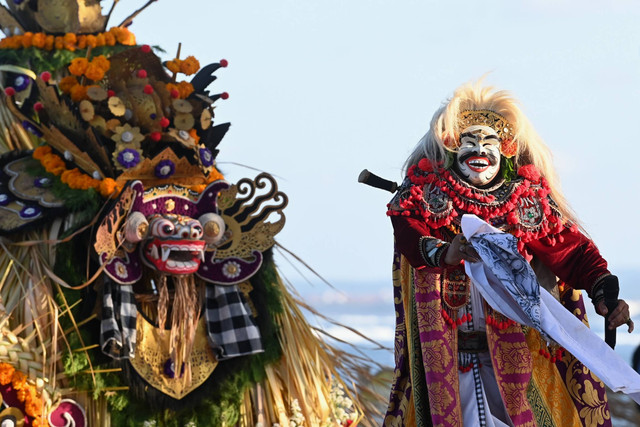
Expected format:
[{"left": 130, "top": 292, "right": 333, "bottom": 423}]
[
  {"left": 34, "top": 102, "right": 44, "bottom": 112},
  {"left": 220, "top": 92, "right": 229, "bottom": 100},
  {"left": 170, "top": 89, "right": 180, "bottom": 99},
  {"left": 143, "top": 84, "right": 154, "bottom": 94},
  {"left": 107, "top": 90, "right": 116, "bottom": 97},
  {"left": 137, "top": 69, "right": 148, "bottom": 78},
  {"left": 141, "top": 44, "right": 152, "bottom": 53},
  {"left": 4, "top": 87, "right": 15, "bottom": 96},
  {"left": 220, "top": 59, "right": 228, "bottom": 67},
  {"left": 517, "top": 164, "right": 541, "bottom": 183},
  {"left": 159, "top": 117, "right": 170, "bottom": 128},
  {"left": 40, "top": 71, "right": 51, "bottom": 83},
  {"left": 418, "top": 158, "right": 434, "bottom": 172},
  {"left": 149, "top": 131, "right": 162, "bottom": 142}
]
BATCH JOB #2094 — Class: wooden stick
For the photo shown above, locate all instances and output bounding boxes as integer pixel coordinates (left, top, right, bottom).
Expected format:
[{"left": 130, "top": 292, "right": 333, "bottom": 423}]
[{"left": 118, "top": 0, "right": 158, "bottom": 28}]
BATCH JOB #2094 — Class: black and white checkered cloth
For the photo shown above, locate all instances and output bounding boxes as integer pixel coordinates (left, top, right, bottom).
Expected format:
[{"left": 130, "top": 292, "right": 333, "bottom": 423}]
[
  {"left": 100, "top": 278, "right": 137, "bottom": 359},
  {"left": 205, "top": 284, "right": 263, "bottom": 360}
]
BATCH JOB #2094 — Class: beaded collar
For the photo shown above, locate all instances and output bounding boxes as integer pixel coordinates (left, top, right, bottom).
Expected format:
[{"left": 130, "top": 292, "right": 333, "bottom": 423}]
[{"left": 387, "top": 160, "right": 570, "bottom": 251}]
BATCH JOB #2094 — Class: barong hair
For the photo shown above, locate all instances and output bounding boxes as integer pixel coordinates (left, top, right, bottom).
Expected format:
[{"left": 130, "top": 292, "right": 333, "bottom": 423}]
[{"left": 404, "top": 80, "right": 580, "bottom": 226}]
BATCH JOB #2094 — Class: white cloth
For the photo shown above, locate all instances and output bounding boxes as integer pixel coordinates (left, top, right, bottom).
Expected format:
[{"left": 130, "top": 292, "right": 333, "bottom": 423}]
[{"left": 460, "top": 214, "right": 640, "bottom": 405}]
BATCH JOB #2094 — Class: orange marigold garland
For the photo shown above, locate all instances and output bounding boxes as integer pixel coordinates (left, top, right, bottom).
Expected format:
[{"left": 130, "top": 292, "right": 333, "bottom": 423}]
[
  {"left": 0, "top": 27, "right": 136, "bottom": 51},
  {"left": 0, "top": 363, "right": 45, "bottom": 424}
]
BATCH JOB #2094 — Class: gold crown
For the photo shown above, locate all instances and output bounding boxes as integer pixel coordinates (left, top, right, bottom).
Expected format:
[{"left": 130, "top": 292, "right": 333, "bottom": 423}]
[{"left": 458, "top": 110, "right": 513, "bottom": 141}]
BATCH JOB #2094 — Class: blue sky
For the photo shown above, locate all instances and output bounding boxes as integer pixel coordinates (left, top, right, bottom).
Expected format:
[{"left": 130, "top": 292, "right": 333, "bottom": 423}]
[{"left": 112, "top": 1, "right": 640, "bottom": 291}]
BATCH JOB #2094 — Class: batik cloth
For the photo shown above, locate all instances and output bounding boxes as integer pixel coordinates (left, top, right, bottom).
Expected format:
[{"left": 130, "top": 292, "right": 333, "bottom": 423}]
[{"left": 462, "top": 214, "right": 640, "bottom": 404}]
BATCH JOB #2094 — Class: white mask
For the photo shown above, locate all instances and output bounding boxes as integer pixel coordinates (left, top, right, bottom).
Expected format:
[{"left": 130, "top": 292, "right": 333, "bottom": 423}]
[{"left": 455, "top": 125, "right": 501, "bottom": 186}]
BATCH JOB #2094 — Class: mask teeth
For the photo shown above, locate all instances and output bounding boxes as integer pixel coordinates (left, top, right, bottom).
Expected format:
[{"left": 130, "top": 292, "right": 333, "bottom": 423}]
[{"left": 161, "top": 246, "right": 171, "bottom": 262}]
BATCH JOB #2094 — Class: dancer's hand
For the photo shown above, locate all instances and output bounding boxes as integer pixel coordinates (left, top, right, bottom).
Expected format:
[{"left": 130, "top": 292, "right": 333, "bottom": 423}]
[
  {"left": 597, "top": 299, "right": 634, "bottom": 333},
  {"left": 444, "top": 234, "right": 480, "bottom": 265}
]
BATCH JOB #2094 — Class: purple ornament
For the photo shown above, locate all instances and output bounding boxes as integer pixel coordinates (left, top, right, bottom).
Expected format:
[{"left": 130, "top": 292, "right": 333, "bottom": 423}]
[
  {"left": 199, "top": 148, "right": 214, "bottom": 167},
  {"left": 155, "top": 159, "right": 175, "bottom": 178},
  {"left": 19, "top": 205, "right": 40, "bottom": 219},
  {"left": 116, "top": 148, "right": 141, "bottom": 169},
  {"left": 0, "top": 193, "right": 10, "bottom": 206},
  {"left": 163, "top": 359, "right": 185, "bottom": 378},
  {"left": 22, "top": 120, "right": 43, "bottom": 137},
  {"left": 13, "top": 74, "right": 31, "bottom": 91},
  {"left": 34, "top": 177, "right": 52, "bottom": 188}
]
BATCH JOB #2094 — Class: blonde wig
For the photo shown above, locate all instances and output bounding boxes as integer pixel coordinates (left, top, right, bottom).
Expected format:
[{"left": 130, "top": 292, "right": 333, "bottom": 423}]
[{"left": 404, "top": 81, "right": 579, "bottom": 225}]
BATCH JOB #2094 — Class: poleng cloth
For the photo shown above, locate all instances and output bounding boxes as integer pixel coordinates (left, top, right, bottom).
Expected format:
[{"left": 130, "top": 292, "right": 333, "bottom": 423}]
[{"left": 461, "top": 214, "right": 640, "bottom": 404}]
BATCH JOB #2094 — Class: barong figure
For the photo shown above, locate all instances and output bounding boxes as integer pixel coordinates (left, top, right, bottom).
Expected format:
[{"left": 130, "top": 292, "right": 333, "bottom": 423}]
[{"left": 384, "top": 82, "right": 634, "bottom": 426}]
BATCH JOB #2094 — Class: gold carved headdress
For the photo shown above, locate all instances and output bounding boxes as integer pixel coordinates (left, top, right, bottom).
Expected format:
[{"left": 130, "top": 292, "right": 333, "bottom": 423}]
[{"left": 455, "top": 109, "right": 517, "bottom": 157}]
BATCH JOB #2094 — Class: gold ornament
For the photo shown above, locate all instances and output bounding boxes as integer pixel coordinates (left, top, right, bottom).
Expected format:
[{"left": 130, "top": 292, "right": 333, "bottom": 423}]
[{"left": 458, "top": 109, "right": 513, "bottom": 141}]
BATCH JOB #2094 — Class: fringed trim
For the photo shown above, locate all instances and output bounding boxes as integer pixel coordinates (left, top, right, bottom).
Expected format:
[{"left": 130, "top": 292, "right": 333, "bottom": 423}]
[
  {"left": 441, "top": 309, "right": 472, "bottom": 329},
  {"left": 539, "top": 341, "right": 565, "bottom": 364},
  {"left": 485, "top": 310, "right": 516, "bottom": 330},
  {"left": 458, "top": 361, "right": 483, "bottom": 373}
]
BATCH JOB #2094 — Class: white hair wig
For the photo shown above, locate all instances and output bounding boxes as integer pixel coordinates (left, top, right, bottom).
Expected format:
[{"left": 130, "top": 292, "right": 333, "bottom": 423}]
[{"left": 404, "top": 80, "right": 579, "bottom": 225}]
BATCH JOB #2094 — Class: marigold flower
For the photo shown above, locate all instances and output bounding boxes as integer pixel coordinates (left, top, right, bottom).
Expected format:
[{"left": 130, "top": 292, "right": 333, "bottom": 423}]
[
  {"left": 176, "top": 81, "right": 194, "bottom": 99},
  {"left": 99, "top": 178, "right": 120, "bottom": 198},
  {"left": 189, "top": 128, "right": 200, "bottom": 143},
  {"left": 77, "top": 35, "right": 87, "bottom": 49},
  {"left": 84, "top": 63, "right": 105, "bottom": 81},
  {"left": 63, "top": 33, "right": 77, "bottom": 51},
  {"left": 32, "top": 145, "right": 52, "bottom": 160},
  {"left": 45, "top": 35, "right": 55, "bottom": 50},
  {"left": 0, "top": 363, "right": 15, "bottom": 385},
  {"left": 59, "top": 76, "right": 79, "bottom": 93},
  {"left": 166, "top": 59, "right": 181, "bottom": 74},
  {"left": 21, "top": 32, "right": 33, "bottom": 48},
  {"left": 104, "top": 32, "right": 116, "bottom": 46},
  {"left": 32, "top": 33, "right": 46, "bottom": 49},
  {"left": 11, "top": 370, "right": 27, "bottom": 390},
  {"left": 54, "top": 36, "right": 64, "bottom": 50},
  {"left": 92, "top": 55, "right": 111, "bottom": 71},
  {"left": 86, "top": 34, "right": 97, "bottom": 48},
  {"left": 180, "top": 56, "right": 200, "bottom": 75},
  {"left": 110, "top": 27, "right": 136, "bottom": 45},
  {"left": 42, "top": 154, "right": 66, "bottom": 175},
  {"left": 95, "top": 33, "right": 106, "bottom": 47},
  {"left": 68, "top": 57, "right": 89, "bottom": 76},
  {"left": 70, "top": 84, "right": 89, "bottom": 102}
]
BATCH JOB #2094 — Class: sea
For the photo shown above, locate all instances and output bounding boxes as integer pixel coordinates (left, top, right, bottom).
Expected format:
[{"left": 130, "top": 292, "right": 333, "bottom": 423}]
[{"left": 294, "top": 268, "right": 640, "bottom": 373}]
